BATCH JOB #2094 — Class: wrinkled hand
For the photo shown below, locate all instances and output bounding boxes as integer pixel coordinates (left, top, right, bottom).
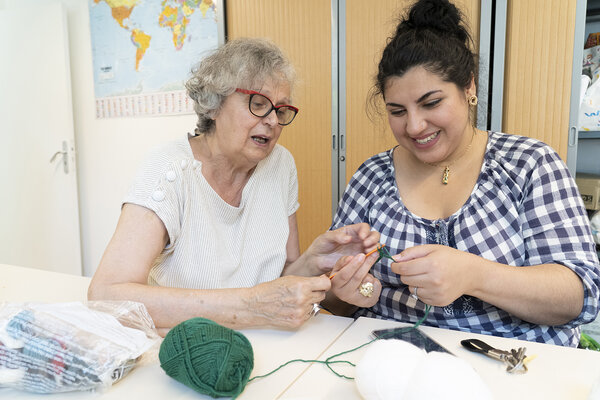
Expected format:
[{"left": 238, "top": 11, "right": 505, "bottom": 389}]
[
  {"left": 329, "top": 252, "right": 382, "bottom": 308},
  {"left": 247, "top": 275, "right": 331, "bottom": 329},
  {"left": 306, "top": 223, "right": 380, "bottom": 274},
  {"left": 391, "top": 244, "right": 477, "bottom": 306}
]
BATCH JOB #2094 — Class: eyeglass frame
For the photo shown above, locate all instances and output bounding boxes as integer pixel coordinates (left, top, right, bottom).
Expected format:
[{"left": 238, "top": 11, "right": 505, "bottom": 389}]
[{"left": 235, "top": 88, "right": 299, "bottom": 126}]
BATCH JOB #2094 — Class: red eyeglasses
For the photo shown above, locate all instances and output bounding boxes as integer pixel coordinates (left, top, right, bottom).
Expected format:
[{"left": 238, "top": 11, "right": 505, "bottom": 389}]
[{"left": 235, "top": 88, "right": 299, "bottom": 126}]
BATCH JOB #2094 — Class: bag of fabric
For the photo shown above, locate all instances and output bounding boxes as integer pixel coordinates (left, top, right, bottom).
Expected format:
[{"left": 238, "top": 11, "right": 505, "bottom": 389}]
[{"left": 0, "top": 301, "right": 159, "bottom": 394}]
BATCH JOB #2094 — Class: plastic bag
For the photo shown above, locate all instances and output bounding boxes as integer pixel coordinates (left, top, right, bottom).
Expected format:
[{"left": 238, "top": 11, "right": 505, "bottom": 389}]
[
  {"left": 0, "top": 301, "right": 160, "bottom": 394},
  {"left": 579, "top": 43, "right": 600, "bottom": 131},
  {"left": 591, "top": 211, "right": 600, "bottom": 245},
  {"left": 582, "top": 45, "right": 600, "bottom": 79},
  {"left": 579, "top": 75, "right": 600, "bottom": 131}
]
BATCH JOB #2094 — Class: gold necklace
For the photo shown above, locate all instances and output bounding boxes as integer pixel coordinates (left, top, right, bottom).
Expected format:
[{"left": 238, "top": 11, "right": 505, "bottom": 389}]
[{"left": 422, "top": 129, "right": 476, "bottom": 185}]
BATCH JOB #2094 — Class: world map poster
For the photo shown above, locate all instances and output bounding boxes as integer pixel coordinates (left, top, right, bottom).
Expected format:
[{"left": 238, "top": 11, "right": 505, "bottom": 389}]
[{"left": 88, "top": 0, "right": 223, "bottom": 118}]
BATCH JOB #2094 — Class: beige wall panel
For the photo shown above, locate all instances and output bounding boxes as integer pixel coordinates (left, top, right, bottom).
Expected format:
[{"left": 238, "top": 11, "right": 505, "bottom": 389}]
[
  {"left": 226, "top": 1, "right": 332, "bottom": 251},
  {"left": 503, "top": 0, "right": 576, "bottom": 161},
  {"left": 345, "top": 0, "right": 480, "bottom": 184}
]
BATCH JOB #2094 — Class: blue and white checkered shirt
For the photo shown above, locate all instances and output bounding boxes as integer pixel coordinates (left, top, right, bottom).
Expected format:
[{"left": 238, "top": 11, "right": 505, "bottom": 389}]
[{"left": 332, "top": 131, "right": 600, "bottom": 346}]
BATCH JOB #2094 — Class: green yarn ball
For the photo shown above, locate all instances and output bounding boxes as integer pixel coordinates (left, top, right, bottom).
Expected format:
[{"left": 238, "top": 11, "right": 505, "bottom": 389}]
[{"left": 159, "top": 318, "right": 254, "bottom": 398}]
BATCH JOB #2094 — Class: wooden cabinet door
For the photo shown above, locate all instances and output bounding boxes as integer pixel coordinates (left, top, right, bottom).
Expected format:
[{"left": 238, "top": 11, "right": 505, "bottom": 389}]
[
  {"left": 344, "top": 0, "right": 481, "bottom": 185},
  {"left": 226, "top": 0, "right": 333, "bottom": 251},
  {"left": 503, "top": 0, "right": 577, "bottom": 161}
]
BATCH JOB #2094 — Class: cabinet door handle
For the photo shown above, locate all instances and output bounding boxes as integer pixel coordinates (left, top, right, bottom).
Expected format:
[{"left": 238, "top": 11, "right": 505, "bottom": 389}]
[
  {"left": 49, "top": 140, "right": 69, "bottom": 174},
  {"left": 569, "top": 126, "right": 578, "bottom": 147}
]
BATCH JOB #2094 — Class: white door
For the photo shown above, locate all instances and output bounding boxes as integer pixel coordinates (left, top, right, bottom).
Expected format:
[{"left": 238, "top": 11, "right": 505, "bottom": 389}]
[{"left": 0, "top": 3, "right": 82, "bottom": 275}]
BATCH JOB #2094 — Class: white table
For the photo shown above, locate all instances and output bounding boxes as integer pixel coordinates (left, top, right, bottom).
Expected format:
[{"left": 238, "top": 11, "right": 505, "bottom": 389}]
[
  {"left": 281, "top": 316, "right": 600, "bottom": 400},
  {"left": 0, "top": 264, "right": 90, "bottom": 302},
  {"left": 0, "top": 264, "right": 354, "bottom": 399},
  {"left": 3, "top": 264, "right": 600, "bottom": 400}
]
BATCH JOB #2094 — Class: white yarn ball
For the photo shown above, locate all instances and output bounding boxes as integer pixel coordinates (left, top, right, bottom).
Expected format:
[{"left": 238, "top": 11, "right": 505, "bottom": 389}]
[
  {"left": 403, "top": 351, "right": 493, "bottom": 400},
  {"left": 588, "top": 376, "right": 600, "bottom": 400},
  {"left": 355, "top": 340, "right": 492, "bottom": 400},
  {"left": 355, "top": 339, "right": 426, "bottom": 400}
]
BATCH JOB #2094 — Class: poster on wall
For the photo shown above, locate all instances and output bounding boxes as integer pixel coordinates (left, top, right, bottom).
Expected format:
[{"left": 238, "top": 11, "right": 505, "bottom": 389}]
[{"left": 88, "top": 0, "right": 225, "bottom": 119}]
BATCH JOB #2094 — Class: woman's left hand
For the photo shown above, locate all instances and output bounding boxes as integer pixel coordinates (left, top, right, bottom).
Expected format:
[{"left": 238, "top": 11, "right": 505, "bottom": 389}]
[
  {"left": 328, "top": 251, "right": 382, "bottom": 307},
  {"left": 306, "top": 223, "right": 380, "bottom": 274},
  {"left": 391, "top": 244, "right": 476, "bottom": 306}
]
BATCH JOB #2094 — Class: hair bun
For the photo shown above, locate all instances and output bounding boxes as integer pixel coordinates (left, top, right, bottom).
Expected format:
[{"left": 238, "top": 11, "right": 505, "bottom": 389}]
[
  {"left": 373, "top": 0, "right": 476, "bottom": 102},
  {"left": 403, "top": 0, "right": 468, "bottom": 43}
]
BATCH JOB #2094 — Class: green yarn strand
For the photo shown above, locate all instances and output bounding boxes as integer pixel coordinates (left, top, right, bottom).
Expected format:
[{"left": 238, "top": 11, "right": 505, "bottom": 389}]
[
  {"left": 159, "top": 318, "right": 254, "bottom": 399},
  {"left": 375, "top": 244, "right": 395, "bottom": 264},
  {"left": 248, "top": 359, "right": 355, "bottom": 382},
  {"left": 250, "top": 305, "right": 432, "bottom": 383}
]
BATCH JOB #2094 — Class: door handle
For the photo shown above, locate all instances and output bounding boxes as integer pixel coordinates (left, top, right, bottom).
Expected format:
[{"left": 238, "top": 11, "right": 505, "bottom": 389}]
[{"left": 49, "top": 140, "right": 69, "bottom": 174}]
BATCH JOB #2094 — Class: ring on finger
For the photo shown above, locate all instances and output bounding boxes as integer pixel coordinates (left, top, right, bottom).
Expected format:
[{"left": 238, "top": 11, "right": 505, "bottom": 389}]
[
  {"left": 411, "top": 287, "right": 419, "bottom": 301},
  {"left": 309, "top": 303, "right": 322, "bottom": 317},
  {"left": 359, "top": 282, "right": 374, "bottom": 297}
]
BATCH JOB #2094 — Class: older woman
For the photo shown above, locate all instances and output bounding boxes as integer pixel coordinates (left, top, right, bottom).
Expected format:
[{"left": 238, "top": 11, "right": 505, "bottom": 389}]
[{"left": 88, "top": 38, "right": 381, "bottom": 336}]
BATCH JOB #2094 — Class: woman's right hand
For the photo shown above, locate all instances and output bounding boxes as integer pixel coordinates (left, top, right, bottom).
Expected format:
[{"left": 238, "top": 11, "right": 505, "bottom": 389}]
[
  {"left": 329, "top": 252, "right": 382, "bottom": 308},
  {"left": 246, "top": 275, "right": 331, "bottom": 329}
]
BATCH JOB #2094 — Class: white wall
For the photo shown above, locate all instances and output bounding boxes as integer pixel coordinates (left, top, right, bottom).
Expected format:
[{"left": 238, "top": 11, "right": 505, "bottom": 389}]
[{"left": 8, "top": 0, "right": 197, "bottom": 276}]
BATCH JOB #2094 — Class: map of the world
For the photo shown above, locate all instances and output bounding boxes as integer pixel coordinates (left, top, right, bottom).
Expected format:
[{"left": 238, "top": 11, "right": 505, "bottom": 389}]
[{"left": 88, "top": 0, "right": 222, "bottom": 118}]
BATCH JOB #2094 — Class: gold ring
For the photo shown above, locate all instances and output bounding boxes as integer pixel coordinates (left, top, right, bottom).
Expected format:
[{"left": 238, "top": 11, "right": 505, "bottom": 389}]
[{"left": 359, "top": 282, "right": 374, "bottom": 297}]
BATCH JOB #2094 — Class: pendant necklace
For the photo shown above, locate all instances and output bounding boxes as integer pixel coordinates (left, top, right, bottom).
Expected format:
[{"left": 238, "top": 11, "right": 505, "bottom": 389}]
[{"left": 423, "top": 129, "right": 476, "bottom": 185}]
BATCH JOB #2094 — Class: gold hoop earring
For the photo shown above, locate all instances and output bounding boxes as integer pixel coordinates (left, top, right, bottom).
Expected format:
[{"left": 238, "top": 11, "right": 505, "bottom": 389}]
[{"left": 468, "top": 95, "right": 478, "bottom": 106}]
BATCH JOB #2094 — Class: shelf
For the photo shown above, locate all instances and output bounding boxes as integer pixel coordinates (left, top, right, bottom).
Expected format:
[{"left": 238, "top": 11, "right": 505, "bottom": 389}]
[{"left": 579, "top": 131, "right": 600, "bottom": 139}]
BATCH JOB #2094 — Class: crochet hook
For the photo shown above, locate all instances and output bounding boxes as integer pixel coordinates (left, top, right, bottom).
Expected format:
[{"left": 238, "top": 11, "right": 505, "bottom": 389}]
[{"left": 329, "top": 244, "right": 384, "bottom": 280}]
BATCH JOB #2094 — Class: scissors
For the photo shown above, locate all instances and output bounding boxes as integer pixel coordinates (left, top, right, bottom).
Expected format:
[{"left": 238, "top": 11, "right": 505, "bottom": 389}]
[{"left": 461, "top": 338, "right": 529, "bottom": 373}]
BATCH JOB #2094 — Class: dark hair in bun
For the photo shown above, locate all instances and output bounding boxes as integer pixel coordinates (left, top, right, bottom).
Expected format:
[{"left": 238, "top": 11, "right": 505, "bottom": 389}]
[{"left": 374, "top": 0, "right": 476, "bottom": 99}]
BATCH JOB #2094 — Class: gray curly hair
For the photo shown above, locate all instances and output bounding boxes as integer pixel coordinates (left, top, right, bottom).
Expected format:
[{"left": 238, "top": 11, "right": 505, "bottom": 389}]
[{"left": 186, "top": 37, "right": 296, "bottom": 135}]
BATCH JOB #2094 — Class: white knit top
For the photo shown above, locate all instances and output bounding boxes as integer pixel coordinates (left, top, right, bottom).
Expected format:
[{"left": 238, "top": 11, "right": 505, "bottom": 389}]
[{"left": 123, "top": 134, "right": 300, "bottom": 289}]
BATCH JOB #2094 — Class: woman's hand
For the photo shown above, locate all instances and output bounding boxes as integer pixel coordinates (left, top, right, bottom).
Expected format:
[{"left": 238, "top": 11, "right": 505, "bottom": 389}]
[
  {"left": 246, "top": 275, "right": 331, "bottom": 329},
  {"left": 305, "top": 223, "right": 380, "bottom": 275},
  {"left": 390, "top": 244, "right": 476, "bottom": 306},
  {"left": 329, "top": 252, "right": 382, "bottom": 308}
]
